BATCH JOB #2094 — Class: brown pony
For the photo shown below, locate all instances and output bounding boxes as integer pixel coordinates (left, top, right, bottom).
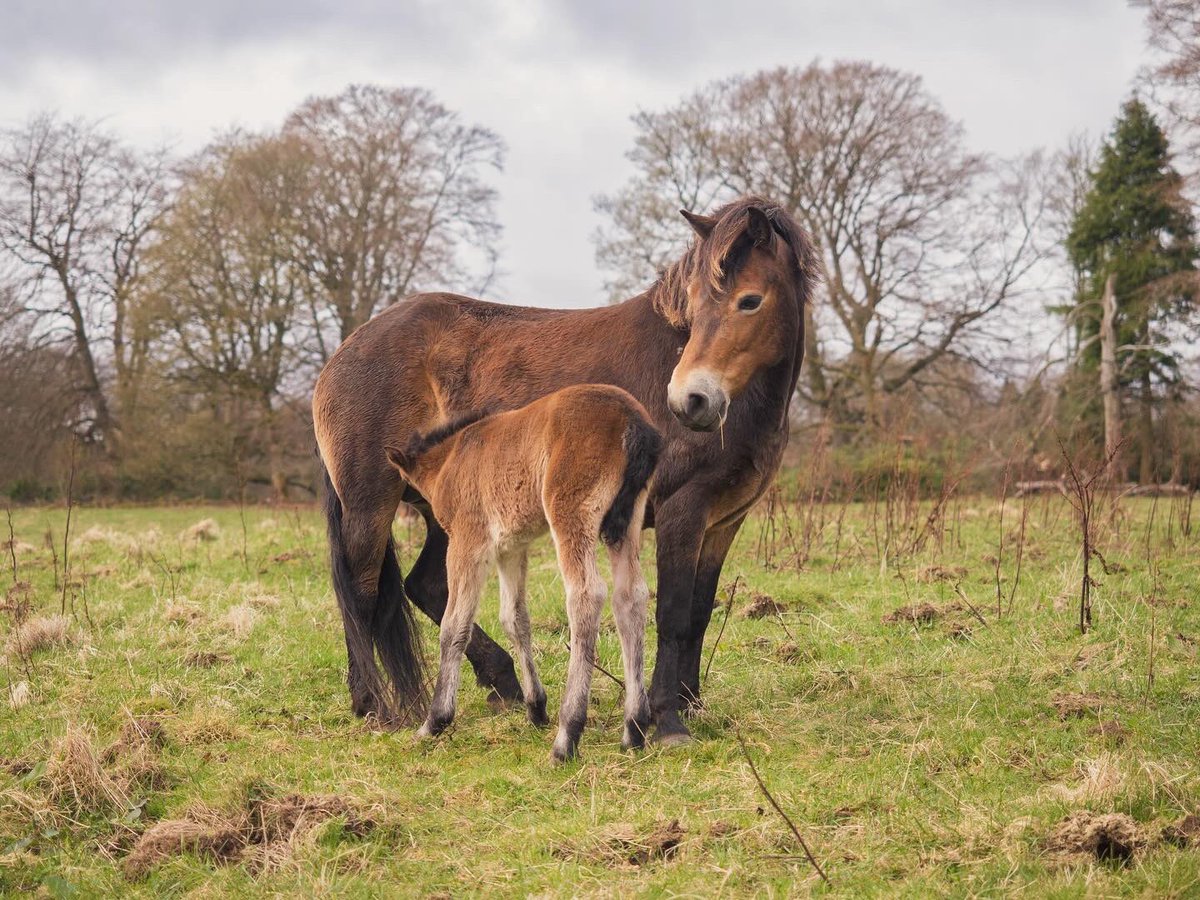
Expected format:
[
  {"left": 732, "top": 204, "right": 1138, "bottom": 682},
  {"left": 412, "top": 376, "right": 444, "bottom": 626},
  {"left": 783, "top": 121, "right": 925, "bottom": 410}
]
[
  {"left": 313, "top": 195, "right": 820, "bottom": 743},
  {"left": 383, "top": 384, "right": 661, "bottom": 761}
]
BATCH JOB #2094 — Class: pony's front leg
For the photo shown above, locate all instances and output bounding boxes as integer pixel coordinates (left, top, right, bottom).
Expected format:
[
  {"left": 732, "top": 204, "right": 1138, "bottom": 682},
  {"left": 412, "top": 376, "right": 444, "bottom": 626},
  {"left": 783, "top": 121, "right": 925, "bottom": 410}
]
[
  {"left": 678, "top": 516, "right": 744, "bottom": 715},
  {"left": 648, "top": 490, "right": 707, "bottom": 746},
  {"left": 419, "top": 540, "right": 491, "bottom": 738},
  {"left": 551, "top": 535, "right": 606, "bottom": 762}
]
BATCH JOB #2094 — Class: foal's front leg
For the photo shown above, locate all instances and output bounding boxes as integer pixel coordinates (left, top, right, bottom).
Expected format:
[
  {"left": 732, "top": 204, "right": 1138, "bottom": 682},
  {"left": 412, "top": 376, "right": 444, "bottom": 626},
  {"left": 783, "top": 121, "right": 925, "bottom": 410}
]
[{"left": 420, "top": 541, "right": 491, "bottom": 738}]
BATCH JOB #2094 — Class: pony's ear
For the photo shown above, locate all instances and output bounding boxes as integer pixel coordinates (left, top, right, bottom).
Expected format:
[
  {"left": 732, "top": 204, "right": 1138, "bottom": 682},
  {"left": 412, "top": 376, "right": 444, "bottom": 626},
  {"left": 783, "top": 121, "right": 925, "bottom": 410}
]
[
  {"left": 745, "top": 206, "right": 774, "bottom": 248},
  {"left": 383, "top": 444, "right": 410, "bottom": 472},
  {"left": 680, "top": 209, "right": 716, "bottom": 239}
]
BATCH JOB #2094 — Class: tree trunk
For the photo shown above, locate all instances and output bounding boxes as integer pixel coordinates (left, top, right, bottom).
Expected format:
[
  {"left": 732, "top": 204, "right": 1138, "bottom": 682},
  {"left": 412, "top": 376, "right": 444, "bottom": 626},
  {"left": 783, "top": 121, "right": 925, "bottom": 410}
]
[
  {"left": 1099, "top": 272, "right": 1122, "bottom": 474},
  {"left": 1138, "top": 368, "right": 1156, "bottom": 485}
]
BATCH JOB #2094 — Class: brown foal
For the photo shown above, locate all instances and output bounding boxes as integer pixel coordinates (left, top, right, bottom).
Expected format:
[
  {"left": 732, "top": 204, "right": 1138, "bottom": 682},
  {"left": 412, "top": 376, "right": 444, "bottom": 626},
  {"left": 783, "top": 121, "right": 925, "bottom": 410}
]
[{"left": 384, "top": 384, "right": 662, "bottom": 762}]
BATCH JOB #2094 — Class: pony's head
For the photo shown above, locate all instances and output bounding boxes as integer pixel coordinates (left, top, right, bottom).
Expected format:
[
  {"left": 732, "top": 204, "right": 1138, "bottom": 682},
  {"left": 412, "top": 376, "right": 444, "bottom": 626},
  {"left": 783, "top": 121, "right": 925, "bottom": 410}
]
[{"left": 655, "top": 198, "right": 820, "bottom": 432}]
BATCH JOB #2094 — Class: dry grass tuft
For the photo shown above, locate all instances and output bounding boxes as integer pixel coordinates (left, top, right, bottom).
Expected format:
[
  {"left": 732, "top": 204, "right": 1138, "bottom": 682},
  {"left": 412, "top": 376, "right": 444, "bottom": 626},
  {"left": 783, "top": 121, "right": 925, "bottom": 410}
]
[
  {"left": 7, "top": 615, "right": 73, "bottom": 656},
  {"left": 184, "top": 650, "right": 232, "bottom": 669},
  {"left": 1044, "top": 810, "right": 1144, "bottom": 864},
  {"left": 8, "top": 680, "right": 31, "bottom": 709},
  {"left": 43, "top": 723, "right": 131, "bottom": 816},
  {"left": 124, "top": 816, "right": 246, "bottom": 878},
  {"left": 180, "top": 519, "right": 221, "bottom": 543},
  {"left": 1, "top": 538, "right": 38, "bottom": 557},
  {"left": 220, "top": 604, "right": 257, "bottom": 638},
  {"left": 1051, "top": 754, "right": 1125, "bottom": 805},
  {"left": 245, "top": 592, "right": 282, "bottom": 610}
]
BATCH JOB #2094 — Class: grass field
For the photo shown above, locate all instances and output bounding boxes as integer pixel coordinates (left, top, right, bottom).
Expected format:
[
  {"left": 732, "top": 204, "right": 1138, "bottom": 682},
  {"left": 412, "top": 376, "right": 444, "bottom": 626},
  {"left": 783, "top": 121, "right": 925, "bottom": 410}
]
[{"left": 2, "top": 492, "right": 1199, "bottom": 897}]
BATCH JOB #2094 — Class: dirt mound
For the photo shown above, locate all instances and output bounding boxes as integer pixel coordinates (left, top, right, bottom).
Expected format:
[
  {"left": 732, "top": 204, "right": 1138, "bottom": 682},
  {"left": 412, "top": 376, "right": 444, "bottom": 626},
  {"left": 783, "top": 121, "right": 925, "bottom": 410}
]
[
  {"left": 1044, "top": 811, "right": 1144, "bottom": 864},
  {"left": 914, "top": 565, "right": 968, "bottom": 583},
  {"left": 1162, "top": 814, "right": 1200, "bottom": 848},
  {"left": 1088, "top": 720, "right": 1127, "bottom": 743},
  {"left": 882, "top": 602, "right": 953, "bottom": 625},
  {"left": 556, "top": 819, "right": 686, "bottom": 868},
  {"left": 1052, "top": 692, "right": 1106, "bottom": 719},
  {"left": 123, "top": 790, "right": 372, "bottom": 879},
  {"left": 741, "top": 593, "right": 785, "bottom": 619},
  {"left": 184, "top": 650, "right": 231, "bottom": 668}
]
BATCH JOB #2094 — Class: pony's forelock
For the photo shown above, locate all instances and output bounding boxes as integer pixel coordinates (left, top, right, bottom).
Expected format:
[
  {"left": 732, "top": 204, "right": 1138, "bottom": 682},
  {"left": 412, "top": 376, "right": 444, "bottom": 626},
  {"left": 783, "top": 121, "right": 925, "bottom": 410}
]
[{"left": 649, "top": 197, "right": 822, "bottom": 328}]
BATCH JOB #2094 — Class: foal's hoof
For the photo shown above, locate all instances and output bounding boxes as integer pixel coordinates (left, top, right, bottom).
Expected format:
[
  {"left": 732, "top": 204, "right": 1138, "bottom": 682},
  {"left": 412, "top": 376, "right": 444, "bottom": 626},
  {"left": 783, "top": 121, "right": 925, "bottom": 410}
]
[{"left": 652, "top": 715, "right": 694, "bottom": 748}]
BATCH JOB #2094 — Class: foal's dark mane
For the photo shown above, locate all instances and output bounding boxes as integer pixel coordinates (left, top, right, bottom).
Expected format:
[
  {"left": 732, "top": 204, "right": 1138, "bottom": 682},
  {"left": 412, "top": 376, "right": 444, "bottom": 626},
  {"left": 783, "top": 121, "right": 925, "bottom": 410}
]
[
  {"left": 648, "top": 196, "right": 821, "bottom": 328},
  {"left": 403, "top": 408, "right": 493, "bottom": 463}
]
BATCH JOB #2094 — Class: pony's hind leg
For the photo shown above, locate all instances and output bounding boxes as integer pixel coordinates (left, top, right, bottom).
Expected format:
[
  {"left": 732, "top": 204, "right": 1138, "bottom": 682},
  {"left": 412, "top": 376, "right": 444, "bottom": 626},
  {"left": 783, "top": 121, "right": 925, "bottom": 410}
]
[
  {"left": 608, "top": 500, "right": 652, "bottom": 750},
  {"left": 420, "top": 540, "right": 491, "bottom": 738},
  {"left": 550, "top": 527, "right": 606, "bottom": 762},
  {"left": 497, "top": 549, "right": 549, "bottom": 727}
]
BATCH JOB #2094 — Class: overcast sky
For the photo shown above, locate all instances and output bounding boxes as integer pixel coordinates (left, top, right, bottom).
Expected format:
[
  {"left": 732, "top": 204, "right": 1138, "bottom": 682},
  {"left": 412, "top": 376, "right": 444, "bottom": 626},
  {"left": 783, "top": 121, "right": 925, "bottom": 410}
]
[{"left": 3, "top": 0, "right": 1149, "bottom": 309}]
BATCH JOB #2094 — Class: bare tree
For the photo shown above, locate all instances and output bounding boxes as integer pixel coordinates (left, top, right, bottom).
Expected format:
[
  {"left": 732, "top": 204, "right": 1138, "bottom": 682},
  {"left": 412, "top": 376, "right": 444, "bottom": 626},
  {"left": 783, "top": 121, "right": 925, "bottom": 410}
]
[
  {"left": 1136, "top": 0, "right": 1200, "bottom": 182},
  {"left": 595, "top": 62, "right": 1057, "bottom": 433},
  {"left": 146, "top": 132, "right": 310, "bottom": 497},
  {"left": 283, "top": 84, "right": 505, "bottom": 357},
  {"left": 0, "top": 115, "right": 169, "bottom": 448}
]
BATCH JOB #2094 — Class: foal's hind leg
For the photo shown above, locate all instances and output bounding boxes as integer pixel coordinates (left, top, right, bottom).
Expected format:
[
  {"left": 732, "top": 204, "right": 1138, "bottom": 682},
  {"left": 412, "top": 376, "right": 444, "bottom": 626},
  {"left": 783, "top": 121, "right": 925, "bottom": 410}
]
[
  {"left": 497, "top": 549, "right": 549, "bottom": 727},
  {"left": 551, "top": 527, "right": 607, "bottom": 762},
  {"left": 420, "top": 539, "right": 492, "bottom": 738},
  {"left": 608, "top": 509, "right": 652, "bottom": 750}
]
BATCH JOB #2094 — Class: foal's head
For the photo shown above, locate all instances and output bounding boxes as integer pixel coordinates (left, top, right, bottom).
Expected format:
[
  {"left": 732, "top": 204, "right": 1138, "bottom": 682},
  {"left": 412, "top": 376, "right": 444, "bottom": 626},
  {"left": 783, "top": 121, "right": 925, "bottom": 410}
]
[{"left": 657, "top": 198, "right": 820, "bottom": 432}]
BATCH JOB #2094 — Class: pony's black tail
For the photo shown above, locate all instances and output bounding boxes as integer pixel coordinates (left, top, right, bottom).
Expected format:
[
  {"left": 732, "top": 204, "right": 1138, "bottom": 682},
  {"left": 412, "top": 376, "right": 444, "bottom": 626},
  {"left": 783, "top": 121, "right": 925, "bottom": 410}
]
[
  {"left": 600, "top": 415, "right": 663, "bottom": 546},
  {"left": 321, "top": 460, "right": 426, "bottom": 726}
]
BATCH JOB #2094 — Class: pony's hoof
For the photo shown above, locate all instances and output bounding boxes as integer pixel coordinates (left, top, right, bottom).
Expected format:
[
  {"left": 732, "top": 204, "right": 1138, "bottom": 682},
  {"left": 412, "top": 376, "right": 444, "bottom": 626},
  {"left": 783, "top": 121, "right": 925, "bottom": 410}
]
[
  {"left": 527, "top": 700, "right": 551, "bottom": 728},
  {"left": 652, "top": 721, "right": 694, "bottom": 748}
]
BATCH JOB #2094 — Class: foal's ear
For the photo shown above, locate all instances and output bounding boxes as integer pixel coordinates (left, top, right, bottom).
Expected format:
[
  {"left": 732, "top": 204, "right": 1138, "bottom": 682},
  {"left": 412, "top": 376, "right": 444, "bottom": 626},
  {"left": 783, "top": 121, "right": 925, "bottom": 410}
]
[
  {"left": 745, "top": 206, "right": 774, "bottom": 248},
  {"left": 383, "top": 444, "right": 410, "bottom": 472},
  {"left": 680, "top": 209, "right": 716, "bottom": 239}
]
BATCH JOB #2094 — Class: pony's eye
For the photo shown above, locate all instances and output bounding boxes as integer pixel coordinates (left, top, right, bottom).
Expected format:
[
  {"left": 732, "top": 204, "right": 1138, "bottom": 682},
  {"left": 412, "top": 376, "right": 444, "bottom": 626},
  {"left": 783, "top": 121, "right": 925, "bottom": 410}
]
[{"left": 737, "top": 294, "right": 763, "bottom": 312}]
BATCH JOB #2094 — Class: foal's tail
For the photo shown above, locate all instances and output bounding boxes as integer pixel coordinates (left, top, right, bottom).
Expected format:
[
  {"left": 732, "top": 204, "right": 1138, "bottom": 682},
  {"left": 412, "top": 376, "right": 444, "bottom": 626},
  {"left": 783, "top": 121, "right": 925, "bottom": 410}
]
[
  {"left": 320, "top": 459, "right": 426, "bottom": 725},
  {"left": 600, "top": 415, "right": 663, "bottom": 546}
]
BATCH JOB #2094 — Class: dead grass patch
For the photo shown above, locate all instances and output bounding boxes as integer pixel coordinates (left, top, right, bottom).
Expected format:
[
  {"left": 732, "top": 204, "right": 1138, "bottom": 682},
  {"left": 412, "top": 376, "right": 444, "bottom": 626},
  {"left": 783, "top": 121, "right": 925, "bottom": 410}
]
[
  {"left": 8, "top": 680, "right": 31, "bottom": 709},
  {"left": 163, "top": 600, "right": 204, "bottom": 625},
  {"left": 1051, "top": 754, "right": 1125, "bottom": 805},
  {"left": 184, "top": 650, "right": 232, "bottom": 669},
  {"left": 220, "top": 604, "right": 257, "bottom": 638},
  {"left": 123, "top": 789, "right": 373, "bottom": 879}
]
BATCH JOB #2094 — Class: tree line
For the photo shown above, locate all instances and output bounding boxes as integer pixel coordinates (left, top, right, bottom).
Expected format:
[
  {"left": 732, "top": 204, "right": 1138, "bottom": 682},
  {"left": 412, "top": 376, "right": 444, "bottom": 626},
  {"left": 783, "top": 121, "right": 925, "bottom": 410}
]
[{"left": 1, "top": 1, "right": 1197, "bottom": 501}]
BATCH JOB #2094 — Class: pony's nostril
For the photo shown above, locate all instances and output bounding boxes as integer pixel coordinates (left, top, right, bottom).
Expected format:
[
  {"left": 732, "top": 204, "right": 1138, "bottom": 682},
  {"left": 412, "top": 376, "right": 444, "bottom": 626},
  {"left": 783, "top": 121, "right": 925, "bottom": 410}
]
[{"left": 685, "top": 392, "right": 709, "bottom": 419}]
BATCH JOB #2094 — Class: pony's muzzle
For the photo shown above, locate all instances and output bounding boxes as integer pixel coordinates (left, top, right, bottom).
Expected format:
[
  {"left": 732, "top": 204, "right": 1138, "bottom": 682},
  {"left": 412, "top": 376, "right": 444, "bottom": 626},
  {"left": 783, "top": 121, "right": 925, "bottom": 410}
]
[{"left": 667, "top": 369, "right": 728, "bottom": 432}]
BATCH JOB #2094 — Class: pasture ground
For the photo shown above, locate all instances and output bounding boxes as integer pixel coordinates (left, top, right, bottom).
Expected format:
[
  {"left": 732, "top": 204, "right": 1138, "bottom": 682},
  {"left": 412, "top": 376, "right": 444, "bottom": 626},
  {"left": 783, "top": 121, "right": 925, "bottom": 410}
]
[{"left": 1, "top": 495, "right": 1199, "bottom": 897}]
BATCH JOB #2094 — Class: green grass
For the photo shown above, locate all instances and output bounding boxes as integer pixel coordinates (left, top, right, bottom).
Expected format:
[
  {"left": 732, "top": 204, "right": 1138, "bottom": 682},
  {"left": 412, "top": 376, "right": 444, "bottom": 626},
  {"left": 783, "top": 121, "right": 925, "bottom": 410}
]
[{"left": 2, "top": 495, "right": 1199, "bottom": 897}]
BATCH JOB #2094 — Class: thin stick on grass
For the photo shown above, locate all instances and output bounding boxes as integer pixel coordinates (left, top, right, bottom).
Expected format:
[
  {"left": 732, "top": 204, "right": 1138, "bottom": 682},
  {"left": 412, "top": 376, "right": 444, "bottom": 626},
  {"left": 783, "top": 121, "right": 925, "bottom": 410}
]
[
  {"left": 563, "top": 640, "right": 624, "bottom": 691},
  {"left": 704, "top": 575, "right": 742, "bottom": 685},
  {"left": 736, "top": 731, "right": 830, "bottom": 886},
  {"left": 60, "top": 437, "right": 77, "bottom": 616},
  {"left": 952, "top": 582, "right": 990, "bottom": 628},
  {"left": 5, "top": 506, "right": 17, "bottom": 585}
]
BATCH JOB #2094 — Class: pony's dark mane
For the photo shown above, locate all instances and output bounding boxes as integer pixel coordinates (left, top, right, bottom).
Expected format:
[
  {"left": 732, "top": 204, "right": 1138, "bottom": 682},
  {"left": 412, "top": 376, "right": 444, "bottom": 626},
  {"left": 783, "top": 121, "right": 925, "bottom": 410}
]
[
  {"left": 404, "top": 408, "right": 493, "bottom": 463},
  {"left": 648, "top": 196, "right": 822, "bottom": 328}
]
